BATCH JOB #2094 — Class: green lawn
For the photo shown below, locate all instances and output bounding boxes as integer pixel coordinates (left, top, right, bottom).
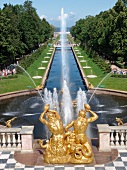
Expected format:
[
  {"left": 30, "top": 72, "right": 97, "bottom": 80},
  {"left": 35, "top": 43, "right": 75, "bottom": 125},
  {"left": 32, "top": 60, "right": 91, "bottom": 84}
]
[
  {"left": 74, "top": 47, "right": 127, "bottom": 91},
  {"left": 0, "top": 46, "right": 53, "bottom": 94}
]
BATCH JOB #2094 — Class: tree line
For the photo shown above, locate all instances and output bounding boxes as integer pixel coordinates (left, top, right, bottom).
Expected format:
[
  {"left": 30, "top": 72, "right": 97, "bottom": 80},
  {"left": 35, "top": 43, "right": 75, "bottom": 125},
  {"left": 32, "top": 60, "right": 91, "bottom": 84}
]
[
  {"left": 70, "top": 0, "right": 127, "bottom": 68},
  {"left": 0, "top": 0, "right": 55, "bottom": 70}
]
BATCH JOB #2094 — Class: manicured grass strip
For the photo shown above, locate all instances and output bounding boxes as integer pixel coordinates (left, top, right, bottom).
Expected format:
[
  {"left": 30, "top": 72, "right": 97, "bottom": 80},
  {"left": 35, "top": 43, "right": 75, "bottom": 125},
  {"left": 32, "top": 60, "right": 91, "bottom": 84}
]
[
  {"left": 0, "top": 46, "right": 54, "bottom": 94},
  {"left": 0, "top": 75, "right": 35, "bottom": 93},
  {"left": 74, "top": 46, "right": 127, "bottom": 91}
]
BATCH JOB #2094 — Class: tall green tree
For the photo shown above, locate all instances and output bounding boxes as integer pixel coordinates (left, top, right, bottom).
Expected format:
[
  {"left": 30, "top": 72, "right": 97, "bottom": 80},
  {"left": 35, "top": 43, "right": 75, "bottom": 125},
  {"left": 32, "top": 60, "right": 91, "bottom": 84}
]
[
  {"left": 70, "top": 0, "right": 127, "bottom": 66},
  {"left": 0, "top": 0, "right": 54, "bottom": 69}
]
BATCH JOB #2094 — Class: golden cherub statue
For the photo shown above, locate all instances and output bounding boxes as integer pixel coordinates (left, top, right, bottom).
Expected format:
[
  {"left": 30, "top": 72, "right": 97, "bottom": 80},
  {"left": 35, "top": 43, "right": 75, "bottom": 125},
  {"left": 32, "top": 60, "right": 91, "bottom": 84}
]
[
  {"left": 5, "top": 117, "right": 17, "bottom": 128},
  {"left": 38, "top": 103, "right": 98, "bottom": 164},
  {"left": 116, "top": 117, "right": 124, "bottom": 126}
]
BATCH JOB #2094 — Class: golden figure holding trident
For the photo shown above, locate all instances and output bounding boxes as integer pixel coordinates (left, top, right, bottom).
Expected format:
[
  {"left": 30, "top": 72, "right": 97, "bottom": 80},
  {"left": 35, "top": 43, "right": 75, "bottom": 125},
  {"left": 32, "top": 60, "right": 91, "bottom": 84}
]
[{"left": 38, "top": 103, "right": 98, "bottom": 164}]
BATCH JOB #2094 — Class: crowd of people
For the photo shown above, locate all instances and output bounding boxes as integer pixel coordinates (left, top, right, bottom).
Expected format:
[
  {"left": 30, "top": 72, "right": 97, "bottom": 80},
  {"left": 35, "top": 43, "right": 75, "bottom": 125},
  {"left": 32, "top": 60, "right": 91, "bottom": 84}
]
[
  {"left": 0, "top": 68, "right": 16, "bottom": 77},
  {"left": 112, "top": 68, "right": 127, "bottom": 75}
]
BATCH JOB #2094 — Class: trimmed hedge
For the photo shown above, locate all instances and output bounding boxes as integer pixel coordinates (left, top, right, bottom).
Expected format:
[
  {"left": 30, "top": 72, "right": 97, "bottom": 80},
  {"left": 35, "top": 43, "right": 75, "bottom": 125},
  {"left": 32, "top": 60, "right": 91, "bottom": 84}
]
[
  {"left": 92, "top": 56, "right": 111, "bottom": 73},
  {"left": 111, "top": 74, "right": 127, "bottom": 78},
  {"left": 115, "top": 61, "right": 124, "bottom": 69},
  {"left": 17, "top": 44, "right": 47, "bottom": 74},
  {"left": 0, "top": 74, "right": 18, "bottom": 79},
  {"left": 85, "top": 47, "right": 111, "bottom": 73}
]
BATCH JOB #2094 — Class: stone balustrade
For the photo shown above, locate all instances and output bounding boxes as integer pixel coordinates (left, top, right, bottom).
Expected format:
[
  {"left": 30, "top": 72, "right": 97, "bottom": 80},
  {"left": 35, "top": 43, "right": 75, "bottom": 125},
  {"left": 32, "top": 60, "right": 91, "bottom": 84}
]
[
  {"left": 97, "top": 124, "right": 127, "bottom": 151},
  {"left": 0, "top": 126, "right": 34, "bottom": 151},
  {"left": 0, "top": 124, "right": 127, "bottom": 152},
  {"left": 110, "top": 126, "right": 127, "bottom": 149}
]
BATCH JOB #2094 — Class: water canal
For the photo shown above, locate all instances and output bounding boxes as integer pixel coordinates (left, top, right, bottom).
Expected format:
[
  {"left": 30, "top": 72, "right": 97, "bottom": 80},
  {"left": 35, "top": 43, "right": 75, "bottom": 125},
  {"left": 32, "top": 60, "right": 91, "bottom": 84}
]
[{"left": 45, "top": 47, "right": 87, "bottom": 98}]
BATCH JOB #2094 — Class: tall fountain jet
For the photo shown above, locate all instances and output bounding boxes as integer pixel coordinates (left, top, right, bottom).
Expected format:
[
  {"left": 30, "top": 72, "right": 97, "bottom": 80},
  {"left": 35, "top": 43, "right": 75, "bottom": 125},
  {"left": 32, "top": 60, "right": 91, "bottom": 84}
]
[
  {"left": 60, "top": 8, "right": 73, "bottom": 125},
  {"left": 61, "top": 8, "right": 69, "bottom": 83}
]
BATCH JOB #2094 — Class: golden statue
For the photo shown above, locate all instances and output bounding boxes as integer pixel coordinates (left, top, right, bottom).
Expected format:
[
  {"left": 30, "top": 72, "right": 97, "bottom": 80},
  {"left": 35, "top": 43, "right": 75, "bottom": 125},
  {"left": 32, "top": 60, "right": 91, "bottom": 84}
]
[
  {"left": 88, "top": 82, "right": 94, "bottom": 89},
  {"left": 116, "top": 117, "right": 124, "bottom": 126},
  {"left": 72, "top": 100, "right": 77, "bottom": 107},
  {"left": 65, "top": 104, "right": 98, "bottom": 163},
  {"left": 38, "top": 104, "right": 69, "bottom": 163},
  {"left": 38, "top": 103, "right": 98, "bottom": 164},
  {"left": 36, "top": 84, "right": 43, "bottom": 90},
  {"left": 5, "top": 117, "right": 17, "bottom": 128}
]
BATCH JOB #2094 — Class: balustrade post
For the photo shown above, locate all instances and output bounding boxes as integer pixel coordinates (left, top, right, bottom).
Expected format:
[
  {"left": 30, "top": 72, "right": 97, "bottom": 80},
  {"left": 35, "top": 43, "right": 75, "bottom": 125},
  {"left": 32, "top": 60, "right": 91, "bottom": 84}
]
[
  {"left": 12, "top": 133, "right": 16, "bottom": 147},
  {"left": 125, "top": 130, "right": 127, "bottom": 147},
  {"left": 7, "top": 133, "right": 11, "bottom": 148},
  {"left": 1, "top": 133, "right": 6, "bottom": 148},
  {"left": 115, "top": 131, "right": 119, "bottom": 146},
  {"left": 120, "top": 130, "right": 125, "bottom": 146},
  {"left": 17, "top": 133, "right": 21, "bottom": 148},
  {"left": 20, "top": 126, "right": 34, "bottom": 152},
  {"left": 0, "top": 133, "right": 2, "bottom": 148},
  {"left": 97, "top": 124, "right": 111, "bottom": 152},
  {"left": 110, "top": 130, "right": 115, "bottom": 146}
]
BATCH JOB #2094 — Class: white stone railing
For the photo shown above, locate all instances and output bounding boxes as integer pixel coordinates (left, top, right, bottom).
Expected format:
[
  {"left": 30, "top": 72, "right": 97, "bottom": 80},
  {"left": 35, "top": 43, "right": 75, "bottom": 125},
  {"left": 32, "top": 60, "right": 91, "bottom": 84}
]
[
  {"left": 0, "top": 126, "right": 34, "bottom": 151},
  {"left": 2, "top": 124, "right": 126, "bottom": 152},
  {"left": 110, "top": 126, "right": 127, "bottom": 149},
  {"left": 97, "top": 124, "right": 127, "bottom": 151}
]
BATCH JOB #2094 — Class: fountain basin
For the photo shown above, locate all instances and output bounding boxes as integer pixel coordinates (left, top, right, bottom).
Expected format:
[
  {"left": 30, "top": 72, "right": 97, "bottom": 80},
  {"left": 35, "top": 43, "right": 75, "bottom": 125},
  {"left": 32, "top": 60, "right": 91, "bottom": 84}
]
[
  {"left": 87, "top": 75, "right": 97, "bottom": 78},
  {"left": 42, "top": 61, "right": 48, "bottom": 63},
  {"left": 80, "top": 60, "right": 86, "bottom": 62},
  {"left": 38, "top": 67, "right": 46, "bottom": 70},
  {"left": 78, "top": 56, "right": 83, "bottom": 58},
  {"left": 32, "top": 76, "right": 42, "bottom": 79},
  {"left": 83, "top": 66, "right": 91, "bottom": 68},
  {"left": 44, "top": 56, "right": 50, "bottom": 58}
]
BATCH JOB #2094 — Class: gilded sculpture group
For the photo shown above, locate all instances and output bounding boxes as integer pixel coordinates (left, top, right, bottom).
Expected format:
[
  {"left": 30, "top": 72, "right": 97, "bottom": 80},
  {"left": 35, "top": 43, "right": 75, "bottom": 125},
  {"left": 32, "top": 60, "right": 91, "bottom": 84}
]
[{"left": 38, "top": 103, "right": 98, "bottom": 164}]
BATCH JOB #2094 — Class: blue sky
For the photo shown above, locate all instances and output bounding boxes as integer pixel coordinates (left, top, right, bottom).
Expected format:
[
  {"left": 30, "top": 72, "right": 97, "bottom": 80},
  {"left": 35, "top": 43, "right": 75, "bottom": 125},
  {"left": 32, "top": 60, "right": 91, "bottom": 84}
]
[{"left": 0, "top": 0, "right": 117, "bottom": 27}]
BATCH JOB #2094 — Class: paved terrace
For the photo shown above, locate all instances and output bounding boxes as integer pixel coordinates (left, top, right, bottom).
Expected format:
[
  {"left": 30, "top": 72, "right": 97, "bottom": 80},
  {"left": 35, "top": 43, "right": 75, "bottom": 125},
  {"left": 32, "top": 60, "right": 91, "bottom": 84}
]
[{"left": 0, "top": 148, "right": 127, "bottom": 170}]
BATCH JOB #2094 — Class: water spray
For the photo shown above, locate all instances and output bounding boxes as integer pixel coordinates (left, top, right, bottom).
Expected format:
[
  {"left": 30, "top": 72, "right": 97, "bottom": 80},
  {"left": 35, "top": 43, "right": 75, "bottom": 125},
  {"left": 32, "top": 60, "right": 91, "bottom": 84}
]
[{"left": 11, "top": 64, "right": 44, "bottom": 102}]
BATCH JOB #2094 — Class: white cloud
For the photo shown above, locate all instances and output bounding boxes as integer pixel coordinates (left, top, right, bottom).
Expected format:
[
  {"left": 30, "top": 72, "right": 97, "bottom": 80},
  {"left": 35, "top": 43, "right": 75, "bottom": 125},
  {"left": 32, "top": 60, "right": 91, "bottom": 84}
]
[
  {"left": 70, "top": 11, "right": 75, "bottom": 15},
  {"left": 50, "top": 18, "right": 55, "bottom": 21},
  {"left": 57, "top": 15, "right": 61, "bottom": 21},
  {"left": 68, "top": 11, "right": 76, "bottom": 20},
  {"left": 40, "top": 14, "right": 47, "bottom": 19},
  {"left": 41, "top": 11, "right": 76, "bottom": 27}
]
